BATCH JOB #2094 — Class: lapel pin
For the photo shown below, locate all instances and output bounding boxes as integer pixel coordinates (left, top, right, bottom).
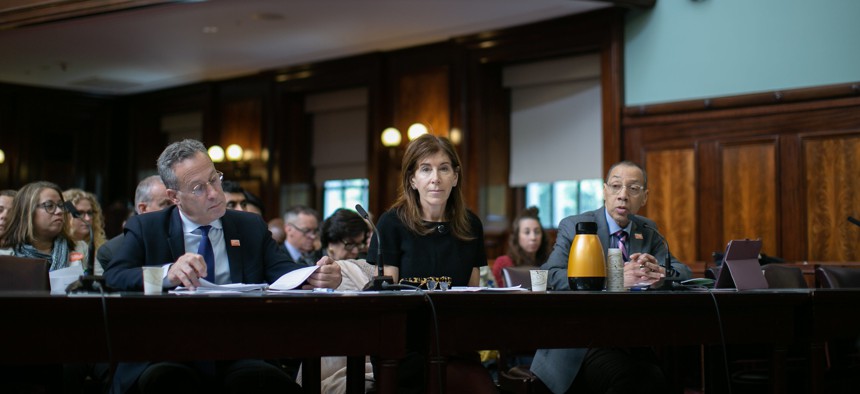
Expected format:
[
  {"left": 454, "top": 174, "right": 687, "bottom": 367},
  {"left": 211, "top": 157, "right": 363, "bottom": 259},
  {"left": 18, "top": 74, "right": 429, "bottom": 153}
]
[
  {"left": 231, "top": 239, "right": 241, "bottom": 247},
  {"left": 634, "top": 233, "right": 643, "bottom": 240}
]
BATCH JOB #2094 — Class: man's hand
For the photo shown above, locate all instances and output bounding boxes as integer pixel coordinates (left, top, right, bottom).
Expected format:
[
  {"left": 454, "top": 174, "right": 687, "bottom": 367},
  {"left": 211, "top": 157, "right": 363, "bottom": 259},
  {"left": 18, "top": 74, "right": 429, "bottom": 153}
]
[
  {"left": 624, "top": 252, "right": 665, "bottom": 287},
  {"left": 302, "top": 255, "right": 343, "bottom": 289},
  {"left": 167, "top": 253, "right": 208, "bottom": 289}
]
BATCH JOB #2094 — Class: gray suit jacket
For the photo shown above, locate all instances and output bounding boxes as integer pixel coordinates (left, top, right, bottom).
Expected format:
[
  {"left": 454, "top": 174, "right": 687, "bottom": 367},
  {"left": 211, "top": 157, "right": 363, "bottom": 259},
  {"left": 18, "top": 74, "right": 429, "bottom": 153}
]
[{"left": 530, "top": 207, "right": 691, "bottom": 393}]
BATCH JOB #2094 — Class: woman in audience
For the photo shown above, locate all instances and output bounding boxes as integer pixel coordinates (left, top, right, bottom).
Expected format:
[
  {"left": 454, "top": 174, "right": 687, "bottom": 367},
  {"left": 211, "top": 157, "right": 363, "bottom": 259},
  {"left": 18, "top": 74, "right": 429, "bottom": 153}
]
[
  {"left": 297, "top": 208, "right": 375, "bottom": 393},
  {"left": 0, "top": 181, "right": 87, "bottom": 270},
  {"left": 492, "top": 206, "right": 550, "bottom": 287},
  {"left": 367, "top": 133, "right": 493, "bottom": 394},
  {"left": 62, "top": 188, "right": 107, "bottom": 275},
  {"left": 0, "top": 189, "right": 16, "bottom": 236}
]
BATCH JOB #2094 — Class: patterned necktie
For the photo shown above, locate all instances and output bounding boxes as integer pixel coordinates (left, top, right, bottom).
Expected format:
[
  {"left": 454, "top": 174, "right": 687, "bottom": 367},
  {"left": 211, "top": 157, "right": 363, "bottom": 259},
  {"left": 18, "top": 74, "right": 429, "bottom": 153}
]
[
  {"left": 197, "top": 225, "right": 216, "bottom": 282},
  {"left": 613, "top": 230, "right": 629, "bottom": 262}
]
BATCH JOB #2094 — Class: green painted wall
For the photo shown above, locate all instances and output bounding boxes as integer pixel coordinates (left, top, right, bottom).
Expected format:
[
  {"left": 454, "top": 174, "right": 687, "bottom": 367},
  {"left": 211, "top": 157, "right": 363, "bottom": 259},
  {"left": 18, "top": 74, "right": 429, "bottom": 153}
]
[{"left": 625, "top": 0, "right": 860, "bottom": 106}]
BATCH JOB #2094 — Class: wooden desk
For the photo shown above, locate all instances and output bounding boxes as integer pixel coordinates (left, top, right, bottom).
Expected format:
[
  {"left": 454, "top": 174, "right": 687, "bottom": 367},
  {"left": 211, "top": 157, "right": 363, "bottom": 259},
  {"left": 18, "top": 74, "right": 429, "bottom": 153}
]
[
  {"left": 0, "top": 291, "right": 424, "bottom": 394},
  {"left": 809, "top": 289, "right": 860, "bottom": 393},
  {"left": 424, "top": 290, "right": 812, "bottom": 394}
]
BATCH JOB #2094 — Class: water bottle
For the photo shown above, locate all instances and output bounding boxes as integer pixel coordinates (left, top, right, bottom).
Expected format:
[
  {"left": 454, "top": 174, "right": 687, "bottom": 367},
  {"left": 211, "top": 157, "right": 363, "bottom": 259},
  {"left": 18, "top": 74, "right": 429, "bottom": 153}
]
[{"left": 567, "top": 222, "right": 606, "bottom": 290}]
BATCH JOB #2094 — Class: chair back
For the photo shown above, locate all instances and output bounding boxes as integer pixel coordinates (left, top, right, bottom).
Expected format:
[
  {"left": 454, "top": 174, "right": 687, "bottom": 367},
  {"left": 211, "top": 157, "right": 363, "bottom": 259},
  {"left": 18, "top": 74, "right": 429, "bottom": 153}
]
[
  {"left": 502, "top": 266, "right": 535, "bottom": 289},
  {"left": 815, "top": 265, "right": 860, "bottom": 288},
  {"left": 762, "top": 264, "right": 807, "bottom": 288},
  {"left": 0, "top": 255, "right": 50, "bottom": 291}
]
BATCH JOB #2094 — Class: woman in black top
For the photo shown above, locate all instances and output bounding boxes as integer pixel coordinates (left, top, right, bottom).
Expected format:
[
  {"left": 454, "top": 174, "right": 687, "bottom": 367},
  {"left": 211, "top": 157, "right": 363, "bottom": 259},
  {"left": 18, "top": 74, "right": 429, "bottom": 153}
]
[{"left": 368, "top": 133, "right": 486, "bottom": 287}]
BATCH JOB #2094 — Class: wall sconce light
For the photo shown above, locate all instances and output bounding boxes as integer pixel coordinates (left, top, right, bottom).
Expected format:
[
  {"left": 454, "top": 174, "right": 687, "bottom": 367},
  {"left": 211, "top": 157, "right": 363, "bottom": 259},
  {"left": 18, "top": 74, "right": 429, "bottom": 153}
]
[
  {"left": 208, "top": 145, "right": 225, "bottom": 163},
  {"left": 226, "top": 144, "right": 244, "bottom": 162},
  {"left": 449, "top": 128, "right": 462, "bottom": 145},
  {"left": 381, "top": 127, "right": 402, "bottom": 147},
  {"left": 0, "top": 148, "right": 5, "bottom": 164},
  {"left": 407, "top": 123, "right": 428, "bottom": 141}
]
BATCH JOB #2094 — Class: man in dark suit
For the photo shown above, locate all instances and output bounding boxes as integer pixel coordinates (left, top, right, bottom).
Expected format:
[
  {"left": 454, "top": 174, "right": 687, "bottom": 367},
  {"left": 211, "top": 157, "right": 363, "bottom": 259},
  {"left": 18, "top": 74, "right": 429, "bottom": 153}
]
[
  {"left": 105, "top": 139, "right": 341, "bottom": 394},
  {"left": 530, "top": 161, "right": 691, "bottom": 394}
]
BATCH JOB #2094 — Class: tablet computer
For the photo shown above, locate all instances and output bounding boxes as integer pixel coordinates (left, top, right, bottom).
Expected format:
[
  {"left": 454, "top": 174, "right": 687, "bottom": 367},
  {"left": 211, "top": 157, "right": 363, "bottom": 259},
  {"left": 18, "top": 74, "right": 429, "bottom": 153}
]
[{"left": 714, "top": 239, "right": 767, "bottom": 290}]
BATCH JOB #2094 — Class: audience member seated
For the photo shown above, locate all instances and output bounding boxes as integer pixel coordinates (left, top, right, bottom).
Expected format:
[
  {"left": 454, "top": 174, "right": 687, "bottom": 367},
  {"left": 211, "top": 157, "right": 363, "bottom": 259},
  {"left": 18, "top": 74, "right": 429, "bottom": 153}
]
[
  {"left": 243, "top": 190, "right": 265, "bottom": 216},
  {"left": 221, "top": 180, "right": 249, "bottom": 212},
  {"left": 62, "top": 188, "right": 107, "bottom": 275},
  {"left": 492, "top": 206, "right": 550, "bottom": 288},
  {"left": 296, "top": 208, "right": 376, "bottom": 393},
  {"left": 0, "top": 181, "right": 88, "bottom": 270},
  {"left": 268, "top": 217, "right": 286, "bottom": 244},
  {"left": 0, "top": 189, "right": 16, "bottom": 237},
  {"left": 96, "top": 175, "right": 173, "bottom": 273},
  {"left": 281, "top": 205, "right": 323, "bottom": 265},
  {"left": 104, "top": 139, "right": 342, "bottom": 394}
]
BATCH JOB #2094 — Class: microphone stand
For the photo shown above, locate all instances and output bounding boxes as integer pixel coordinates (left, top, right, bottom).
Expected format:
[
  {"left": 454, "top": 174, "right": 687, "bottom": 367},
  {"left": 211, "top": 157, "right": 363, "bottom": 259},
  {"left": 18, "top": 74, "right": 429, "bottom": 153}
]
[
  {"left": 355, "top": 204, "right": 395, "bottom": 291},
  {"left": 64, "top": 201, "right": 102, "bottom": 292}
]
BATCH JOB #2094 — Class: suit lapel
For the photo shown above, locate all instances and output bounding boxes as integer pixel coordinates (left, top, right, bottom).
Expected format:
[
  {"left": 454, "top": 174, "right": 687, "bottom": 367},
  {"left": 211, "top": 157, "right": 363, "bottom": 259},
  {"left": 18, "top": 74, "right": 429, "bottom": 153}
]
[
  {"left": 595, "top": 207, "right": 611, "bottom": 254},
  {"left": 168, "top": 208, "right": 186, "bottom": 261},
  {"left": 628, "top": 215, "right": 645, "bottom": 255},
  {"left": 221, "top": 213, "right": 244, "bottom": 283}
]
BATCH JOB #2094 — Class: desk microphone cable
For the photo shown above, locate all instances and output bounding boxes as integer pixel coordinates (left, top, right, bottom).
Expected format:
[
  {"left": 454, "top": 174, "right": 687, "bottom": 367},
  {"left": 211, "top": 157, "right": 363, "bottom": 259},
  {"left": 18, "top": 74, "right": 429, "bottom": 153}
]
[
  {"left": 381, "top": 282, "right": 443, "bottom": 394},
  {"left": 93, "top": 282, "right": 115, "bottom": 384},
  {"left": 706, "top": 289, "right": 732, "bottom": 394}
]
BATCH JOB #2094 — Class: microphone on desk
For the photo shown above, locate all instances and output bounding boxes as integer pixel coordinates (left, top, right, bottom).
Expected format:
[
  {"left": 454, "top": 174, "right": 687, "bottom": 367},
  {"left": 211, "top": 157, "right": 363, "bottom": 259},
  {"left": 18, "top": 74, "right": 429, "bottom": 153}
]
[
  {"left": 848, "top": 216, "right": 860, "bottom": 228},
  {"left": 628, "top": 214, "right": 681, "bottom": 289},
  {"left": 356, "top": 204, "right": 395, "bottom": 291}
]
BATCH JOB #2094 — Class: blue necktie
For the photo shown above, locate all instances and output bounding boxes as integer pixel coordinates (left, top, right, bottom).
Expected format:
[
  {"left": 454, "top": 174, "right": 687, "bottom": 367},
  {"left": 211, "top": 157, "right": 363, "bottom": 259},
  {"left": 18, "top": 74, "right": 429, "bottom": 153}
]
[
  {"left": 613, "top": 230, "right": 629, "bottom": 262},
  {"left": 197, "top": 225, "right": 216, "bottom": 282}
]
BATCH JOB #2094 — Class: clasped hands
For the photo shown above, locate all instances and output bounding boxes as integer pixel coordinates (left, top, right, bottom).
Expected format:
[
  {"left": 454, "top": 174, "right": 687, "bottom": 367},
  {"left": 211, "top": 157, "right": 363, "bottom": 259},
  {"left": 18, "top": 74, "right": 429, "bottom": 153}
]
[
  {"left": 166, "top": 253, "right": 343, "bottom": 290},
  {"left": 623, "top": 252, "right": 665, "bottom": 287}
]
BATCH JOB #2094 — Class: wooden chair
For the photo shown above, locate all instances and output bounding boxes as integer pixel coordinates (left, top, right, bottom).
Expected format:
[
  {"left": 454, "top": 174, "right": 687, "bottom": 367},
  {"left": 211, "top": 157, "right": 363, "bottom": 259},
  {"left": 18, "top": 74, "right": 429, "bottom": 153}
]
[
  {"left": 0, "top": 255, "right": 50, "bottom": 291},
  {"left": 815, "top": 265, "right": 860, "bottom": 288},
  {"left": 762, "top": 264, "right": 807, "bottom": 288}
]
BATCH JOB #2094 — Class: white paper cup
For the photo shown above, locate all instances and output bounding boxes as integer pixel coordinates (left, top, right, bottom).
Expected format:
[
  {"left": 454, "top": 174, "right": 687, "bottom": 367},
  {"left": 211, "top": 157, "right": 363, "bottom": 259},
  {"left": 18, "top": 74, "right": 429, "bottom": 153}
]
[
  {"left": 142, "top": 266, "right": 163, "bottom": 295},
  {"left": 530, "top": 269, "right": 548, "bottom": 291}
]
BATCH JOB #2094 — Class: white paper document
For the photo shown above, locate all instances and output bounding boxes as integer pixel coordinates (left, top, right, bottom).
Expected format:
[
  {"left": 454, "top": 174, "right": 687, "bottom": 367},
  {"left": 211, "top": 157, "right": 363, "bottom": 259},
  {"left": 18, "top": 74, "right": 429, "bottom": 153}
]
[
  {"left": 49, "top": 264, "right": 84, "bottom": 294},
  {"left": 268, "top": 265, "right": 320, "bottom": 291},
  {"left": 448, "top": 285, "right": 529, "bottom": 292},
  {"left": 169, "top": 265, "right": 320, "bottom": 294}
]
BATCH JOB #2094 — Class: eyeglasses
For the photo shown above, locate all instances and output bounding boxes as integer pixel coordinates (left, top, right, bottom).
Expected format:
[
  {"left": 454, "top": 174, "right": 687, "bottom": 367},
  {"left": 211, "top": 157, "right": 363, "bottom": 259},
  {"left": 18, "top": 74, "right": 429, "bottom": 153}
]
[
  {"left": 226, "top": 200, "right": 248, "bottom": 209},
  {"left": 76, "top": 210, "right": 95, "bottom": 218},
  {"left": 181, "top": 171, "right": 224, "bottom": 197},
  {"left": 38, "top": 201, "right": 67, "bottom": 215},
  {"left": 340, "top": 239, "right": 367, "bottom": 252},
  {"left": 606, "top": 183, "right": 645, "bottom": 197},
  {"left": 288, "top": 223, "right": 320, "bottom": 237}
]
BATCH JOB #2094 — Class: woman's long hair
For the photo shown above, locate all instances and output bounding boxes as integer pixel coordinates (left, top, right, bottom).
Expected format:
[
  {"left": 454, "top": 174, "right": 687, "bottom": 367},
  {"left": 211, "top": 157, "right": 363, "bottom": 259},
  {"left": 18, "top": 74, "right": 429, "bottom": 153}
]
[
  {"left": 62, "top": 188, "right": 107, "bottom": 251},
  {"left": 391, "top": 134, "right": 473, "bottom": 241},
  {"left": 507, "top": 207, "right": 549, "bottom": 267},
  {"left": 0, "top": 181, "right": 75, "bottom": 250}
]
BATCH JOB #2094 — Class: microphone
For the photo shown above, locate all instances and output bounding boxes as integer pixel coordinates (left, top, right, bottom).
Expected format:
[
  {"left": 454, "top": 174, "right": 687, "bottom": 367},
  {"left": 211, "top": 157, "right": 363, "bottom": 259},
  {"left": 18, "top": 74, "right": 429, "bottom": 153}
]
[
  {"left": 849, "top": 216, "right": 860, "bottom": 228},
  {"left": 628, "top": 214, "right": 681, "bottom": 289},
  {"left": 355, "top": 204, "right": 395, "bottom": 291}
]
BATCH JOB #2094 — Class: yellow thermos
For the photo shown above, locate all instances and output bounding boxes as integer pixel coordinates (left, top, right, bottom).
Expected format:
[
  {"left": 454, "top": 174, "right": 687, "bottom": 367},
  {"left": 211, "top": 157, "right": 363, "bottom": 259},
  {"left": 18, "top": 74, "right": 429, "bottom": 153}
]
[{"left": 567, "top": 222, "right": 606, "bottom": 290}]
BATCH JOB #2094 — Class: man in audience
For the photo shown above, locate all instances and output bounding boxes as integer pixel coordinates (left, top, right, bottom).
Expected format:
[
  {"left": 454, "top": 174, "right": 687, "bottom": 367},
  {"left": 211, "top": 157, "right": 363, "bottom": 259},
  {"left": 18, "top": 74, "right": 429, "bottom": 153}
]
[
  {"left": 531, "top": 160, "right": 691, "bottom": 394},
  {"left": 282, "top": 205, "right": 322, "bottom": 266},
  {"left": 105, "top": 139, "right": 341, "bottom": 394},
  {"left": 96, "top": 176, "right": 172, "bottom": 271},
  {"left": 0, "top": 189, "right": 16, "bottom": 235},
  {"left": 221, "top": 180, "right": 248, "bottom": 212},
  {"left": 268, "top": 217, "right": 286, "bottom": 245},
  {"left": 243, "top": 190, "right": 265, "bottom": 216}
]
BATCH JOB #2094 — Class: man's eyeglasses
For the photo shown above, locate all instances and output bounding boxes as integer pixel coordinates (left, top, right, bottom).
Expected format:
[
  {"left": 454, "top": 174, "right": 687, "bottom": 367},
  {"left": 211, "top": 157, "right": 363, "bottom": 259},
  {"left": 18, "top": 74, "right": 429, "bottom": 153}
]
[
  {"left": 182, "top": 171, "right": 224, "bottom": 197},
  {"left": 606, "top": 183, "right": 645, "bottom": 197},
  {"left": 340, "top": 239, "right": 367, "bottom": 252},
  {"left": 288, "top": 223, "right": 320, "bottom": 237},
  {"left": 38, "top": 201, "right": 67, "bottom": 215}
]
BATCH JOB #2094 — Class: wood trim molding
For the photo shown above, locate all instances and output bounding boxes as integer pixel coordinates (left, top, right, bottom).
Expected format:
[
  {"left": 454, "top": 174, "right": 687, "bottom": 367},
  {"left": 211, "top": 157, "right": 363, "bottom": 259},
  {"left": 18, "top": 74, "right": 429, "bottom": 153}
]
[{"left": 624, "top": 81, "right": 860, "bottom": 118}]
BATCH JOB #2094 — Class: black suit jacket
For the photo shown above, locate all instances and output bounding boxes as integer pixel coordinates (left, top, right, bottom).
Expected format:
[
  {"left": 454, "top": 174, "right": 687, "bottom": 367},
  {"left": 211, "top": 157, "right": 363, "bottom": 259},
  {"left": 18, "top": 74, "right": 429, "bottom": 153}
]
[{"left": 105, "top": 205, "right": 300, "bottom": 291}]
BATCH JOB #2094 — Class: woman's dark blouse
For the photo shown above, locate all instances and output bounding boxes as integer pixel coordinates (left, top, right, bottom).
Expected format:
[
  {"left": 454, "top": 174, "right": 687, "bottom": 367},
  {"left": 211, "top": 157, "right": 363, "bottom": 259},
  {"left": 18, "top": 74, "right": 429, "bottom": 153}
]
[{"left": 367, "top": 209, "right": 487, "bottom": 286}]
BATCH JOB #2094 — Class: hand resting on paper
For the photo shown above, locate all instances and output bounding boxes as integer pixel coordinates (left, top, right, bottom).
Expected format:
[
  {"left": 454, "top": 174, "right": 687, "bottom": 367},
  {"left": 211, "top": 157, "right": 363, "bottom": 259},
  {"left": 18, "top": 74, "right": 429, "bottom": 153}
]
[
  {"left": 302, "top": 255, "right": 342, "bottom": 289},
  {"left": 167, "top": 252, "right": 209, "bottom": 290}
]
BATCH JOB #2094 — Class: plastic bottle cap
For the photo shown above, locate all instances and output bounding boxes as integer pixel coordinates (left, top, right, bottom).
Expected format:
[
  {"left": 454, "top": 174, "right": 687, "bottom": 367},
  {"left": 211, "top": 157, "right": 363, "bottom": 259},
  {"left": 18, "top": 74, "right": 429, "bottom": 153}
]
[{"left": 575, "top": 222, "right": 598, "bottom": 234}]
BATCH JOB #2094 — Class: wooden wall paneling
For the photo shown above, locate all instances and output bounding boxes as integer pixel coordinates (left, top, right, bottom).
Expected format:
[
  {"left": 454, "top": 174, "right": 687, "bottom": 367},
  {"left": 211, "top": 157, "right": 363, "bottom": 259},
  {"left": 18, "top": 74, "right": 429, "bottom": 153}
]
[
  {"left": 803, "top": 132, "right": 860, "bottom": 261},
  {"left": 644, "top": 148, "right": 697, "bottom": 264},
  {"left": 696, "top": 141, "right": 723, "bottom": 262},
  {"left": 720, "top": 139, "right": 779, "bottom": 256},
  {"left": 778, "top": 134, "right": 804, "bottom": 260}
]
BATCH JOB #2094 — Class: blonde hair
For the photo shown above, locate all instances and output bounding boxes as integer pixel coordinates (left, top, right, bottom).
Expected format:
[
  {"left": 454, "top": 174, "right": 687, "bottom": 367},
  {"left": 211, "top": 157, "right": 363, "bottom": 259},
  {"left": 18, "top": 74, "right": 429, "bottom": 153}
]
[
  {"left": 0, "top": 181, "right": 75, "bottom": 250},
  {"left": 62, "top": 189, "right": 107, "bottom": 251}
]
